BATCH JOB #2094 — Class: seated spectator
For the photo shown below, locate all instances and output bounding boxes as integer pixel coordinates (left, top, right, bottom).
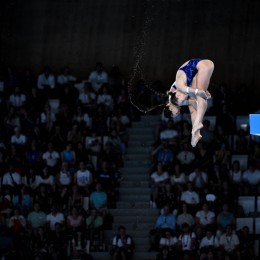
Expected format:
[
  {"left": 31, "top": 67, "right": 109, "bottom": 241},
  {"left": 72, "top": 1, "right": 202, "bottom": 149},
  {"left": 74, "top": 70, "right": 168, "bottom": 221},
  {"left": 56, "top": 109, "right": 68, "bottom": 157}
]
[
  {"left": 180, "top": 182, "right": 200, "bottom": 212},
  {"left": 53, "top": 186, "right": 70, "bottom": 211},
  {"left": 56, "top": 162, "right": 73, "bottom": 188},
  {"left": 67, "top": 207, "right": 84, "bottom": 234},
  {"left": 159, "top": 120, "right": 178, "bottom": 146},
  {"left": 49, "top": 125, "right": 66, "bottom": 152},
  {"left": 229, "top": 160, "right": 243, "bottom": 196},
  {"left": 86, "top": 208, "right": 104, "bottom": 251},
  {"left": 8, "top": 208, "right": 26, "bottom": 236},
  {"left": 150, "top": 163, "right": 170, "bottom": 208},
  {"left": 110, "top": 225, "right": 134, "bottom": 260},
  {"left": 150, "top": 205, "right": 177, "bottom": 251},
  {"left": 176, "top": 203, "right": 195, "bottom": 230},
  {"left": 188, "top": 166, "right": 208, "bottom": 192},
  {"left": 67, "top": 124, "right": 82, "bottom": 145},
  {"left": 34, "top": 185, "right": 52, "bottom": 213},
  {"left": 78, "top": 82, "right": 97, "bottom": 109},
  {"left": 57, "top": 66, "right": 77, "bottom": 86},
  {"left": 26, "top": 141, "right": 41, "bottom": 168},
  {"left": 27, "top": 203, "right": 47, "bottom": 231},
  {"left": 49, "top": 222, "right": 68, "bottom": 259},
  {"left": 152, "top": 141, "right": 174, "bottom": 168},
  {"left": 200, "top": 119, "right": 215, "bottom": 145},
  {"left": 199, "top": 228, "right": 220, "bottom": 260},
  {"left": 85, "top": 131, "right": 102, "bottom": 155},
  {"left": 74, "top": 161, "right": 93, "bottom": 190},
  {"left": 61, "top": 143, "right": 76, "bottom": 172},
  {"left": 195, "top": 203, "right": 215, "bottom": 228},
  {"left": 219, "top": 225, "right": 240, "bottom": 259},
  {"left": 156, "top": 183, "right": 177, "bottom": 211},
  {"left": 37, "top": 66, "right": 55, "bottom": 91},
  {"left": 97, "top": 85, "right": 113, "bottom": 112},
  {"left": 237, "top": 226, "right": 255, "bottom": 259},
  {"left": 46, "top": 205, "right": 65, "bottom": 231},
  {"left": 72, "top": 106, "right": 92, "bottom": 131},
  {"left": 89, "top": 183, "right": 108, "bottom": 212},
  {"left": 2, "top": 164, "right": 22, "bottom": 194},
  {"left": 213, "top": 142, "right": 231, "bottom": 171},
  {"left": 216, "top": 203, "right": 235, "bottom": 232},
  {"left": 40, "top": 103, "right": 56, "bottom": 132},
  {"left": 177, "top": 222, "right": 197, "bottom": 259},
  {"left": 42, "top": 142, "right": 60, "bottom": 172},
  {"left": 170, "top": 163, "right": 186, "bottom": 197},
  {"left": 88, "top": 62, "right": 108, "bottom": 93},
  {"left": 69, "top": 185, "right": 84, "bottom": 209},
  {"left": 242, "top": 161, "right": 260, "bottom": 195},
  {"left": 208, "top": 163, "right": 226, "bottom": 194},
  {"left": 35, "top": 166, "right": 55, "bottom": 191},
  {"left": 194, "top": 142, "right": 213, "bottom": 170},
  {"left": 177, "top": 142, "right": 195, "bottom": 173},
  {"left": 9, "top": 86, "right": 27, "bottom": 109},
  {"left": 158, "top": 228, "right": 178, "bottom": 259},
  {"left": 11, "top": 127, "right": 27, "bottom": 146},
  {"left": 106, "top": 129, "right": 126, "bottom": 155}
]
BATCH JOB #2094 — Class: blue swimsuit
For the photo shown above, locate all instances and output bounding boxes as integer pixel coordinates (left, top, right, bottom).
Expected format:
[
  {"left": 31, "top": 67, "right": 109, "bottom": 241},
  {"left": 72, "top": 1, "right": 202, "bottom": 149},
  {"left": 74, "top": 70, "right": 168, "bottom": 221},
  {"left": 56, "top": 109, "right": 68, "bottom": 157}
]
[{"left": 179, "top": 58, "right": 202, "bottom": 86}]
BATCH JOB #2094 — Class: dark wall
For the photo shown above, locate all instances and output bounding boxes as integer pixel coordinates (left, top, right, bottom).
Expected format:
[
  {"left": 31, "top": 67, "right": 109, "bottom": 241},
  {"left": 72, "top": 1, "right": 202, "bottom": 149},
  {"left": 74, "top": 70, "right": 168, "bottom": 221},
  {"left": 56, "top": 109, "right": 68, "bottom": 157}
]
[{"left": 1, "top": 0, "right": 260, "bottom": 94}]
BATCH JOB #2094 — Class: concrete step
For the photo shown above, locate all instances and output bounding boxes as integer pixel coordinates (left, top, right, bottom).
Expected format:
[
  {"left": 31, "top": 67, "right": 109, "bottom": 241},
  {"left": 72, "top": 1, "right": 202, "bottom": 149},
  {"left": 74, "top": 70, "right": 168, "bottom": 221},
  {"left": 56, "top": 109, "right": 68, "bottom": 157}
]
[
  {"left": 122, "top": 175, "right": 149, "bottom": 182},
  {"left": 126, "top": 147, "right": 151, "bottom": 154},
  {"left": 128, "top": 140, "right": 154, "bottom": 147},
  {"left": 128, "top": 128, "right": 154, "bottom": 135},
  {"left": 124, "top": 160, "right": 151, "bottom": 167},
  {"left": 118, "top": 187, "right": 150, "bottom": 195},
  {"left": 121, "top": 169, "right": 150, "bottom": 176},
  {"left": 119, "top": 194, "right": 150, "bottom": 201},
  {"left": 116, "top": 201, "right": 150, "bottom": 209},
  {"left": 113, "top": 222, "right": 154, "bottom": 231},
  {"left": 110, "top": 208, "right": 158, "bottom": 217},
  {"left": 125, "top": 154, "right": 150, "bottom": 161},
  {"left": 90, "top": 251, "right": 156, "bottom": 260},
  {"left": 120, "top": 180, "right": 150, "bottom": 188},
  {"left": 113, "top": 215, "right": 157, "bottom": 224},
  {"left": 140, "top": 114, "right": 160, "bottom": 121}
]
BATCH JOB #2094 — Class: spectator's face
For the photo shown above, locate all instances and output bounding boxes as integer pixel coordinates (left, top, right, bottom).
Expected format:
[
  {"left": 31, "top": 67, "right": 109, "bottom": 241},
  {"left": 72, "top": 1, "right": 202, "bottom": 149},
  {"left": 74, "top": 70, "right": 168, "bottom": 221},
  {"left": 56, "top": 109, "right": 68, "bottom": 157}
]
[
  {"left": 202, "top": 204, "right": 208, "bottom": 211},
  {"left": 163, "top": 206, "right": 170, "bottom": 215},
  {"left": 119, "top": 228, "right": 126, "bottom": 236},
  {"left": 206, "top": 231, "right": 212, "bottom": 238},
  {"left": 34, "top": 204, "right": 40, "bottom": 212}
]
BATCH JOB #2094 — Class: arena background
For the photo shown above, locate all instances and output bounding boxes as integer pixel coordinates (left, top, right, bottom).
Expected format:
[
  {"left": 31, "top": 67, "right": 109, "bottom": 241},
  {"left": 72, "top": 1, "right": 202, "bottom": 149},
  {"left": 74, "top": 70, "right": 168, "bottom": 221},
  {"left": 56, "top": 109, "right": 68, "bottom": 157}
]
[{"left": 1, "top": 0, "right": 260, "bottom": 98}]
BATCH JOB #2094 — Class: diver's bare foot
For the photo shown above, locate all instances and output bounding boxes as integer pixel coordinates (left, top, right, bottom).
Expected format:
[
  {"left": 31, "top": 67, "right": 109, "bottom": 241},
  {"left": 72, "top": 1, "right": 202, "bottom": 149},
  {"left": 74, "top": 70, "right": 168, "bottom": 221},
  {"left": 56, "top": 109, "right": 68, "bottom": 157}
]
[
  {"left": 191, "top": 132, "right": 202, "bottom": 147},
  {"left": 192, "top": 123, "right": 203, "bottom": 135}
]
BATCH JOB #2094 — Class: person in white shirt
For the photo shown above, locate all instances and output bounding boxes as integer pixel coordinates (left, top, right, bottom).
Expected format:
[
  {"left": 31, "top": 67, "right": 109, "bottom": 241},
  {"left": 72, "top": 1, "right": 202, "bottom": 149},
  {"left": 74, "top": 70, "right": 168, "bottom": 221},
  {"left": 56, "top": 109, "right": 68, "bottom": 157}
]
[
  {"left": 199, "top": 229, "right": 219, "bottom": 258},
  {"left": 35, "top": 166, "right": 55, "bottom": 190},
  {"left": 150, "top": 163, "right": 169, "bottom": 208},
  {"left": 160, "top": 120, "right": 178, "bottom": 143},
  {"left": 11, "top": 127, "right": 27, "bottom": 145},
  {"left": 159, "top": 228, "right": 178, "bottom": 257},
  {"left": 2, "top": 165, "right": 22, "bottom": 188},
  {"left": 242, "top": 161, "right": 260, "bottom": 194},
  {"left": 9, "top": 87, "right": 26, "bottom": 108},
  {"left": 78, "top": 82, "right": 96, "bottom": 108},
  {"left": 97, "top": 85, "right": 113, "bottom": 111},
  {"left": 46, "top": 206, "right": 65, "bottom": 231},
  {"left": 188, "top": 166, "right": 208, "bottom": 191},
  {"left": 42, "top": 142, "right": 60, "bottom": 170},
  {"left": 177, "top": 203, "right": 195, "bottom": 229},
  {"left": 195, "top": 203, "right": 215, "bottom": 227},
  {"left": 88, "top": 62, "right": 108, "bottom": 93},
  {"left": 177, "top": 142, "right": 195, "bottom": 173},
  {"left": 57, "top": 67, "right": 77, "bottom": 86},
  {"left": 74, "top": 161, "right": 93, "bottom": 189},
  {"left": 37, "top": 66, "right": 55, "bottom": 90},
  {"left": 180, "top": 182, "right": 200, "bottom": 206},
  {"left": 219, "top": 225, "right": 240, "bottom": 258},
  {"left": 178, "top": 223, "right": 196, "bottom": 257}
]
